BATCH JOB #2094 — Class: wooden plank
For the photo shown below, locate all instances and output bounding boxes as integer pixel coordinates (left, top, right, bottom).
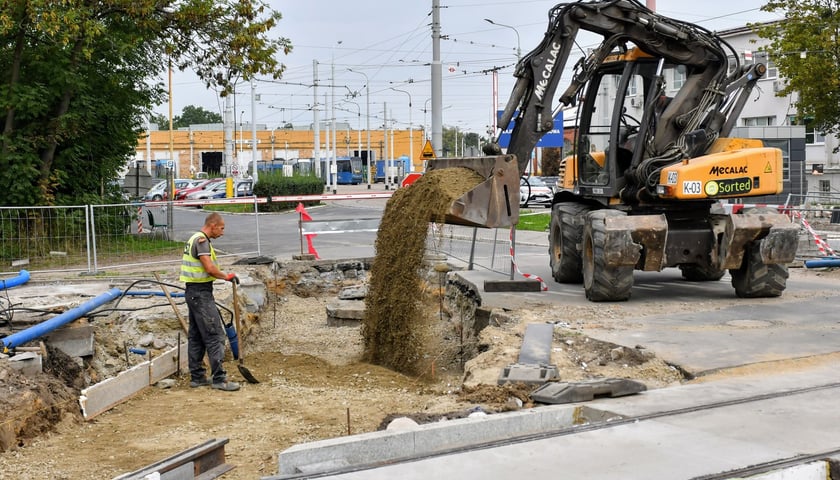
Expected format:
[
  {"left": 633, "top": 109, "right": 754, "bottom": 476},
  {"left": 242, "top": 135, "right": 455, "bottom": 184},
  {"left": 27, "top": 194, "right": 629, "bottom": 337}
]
[{"left": 80, "top": 343, "right": 187, "bottom": 420}]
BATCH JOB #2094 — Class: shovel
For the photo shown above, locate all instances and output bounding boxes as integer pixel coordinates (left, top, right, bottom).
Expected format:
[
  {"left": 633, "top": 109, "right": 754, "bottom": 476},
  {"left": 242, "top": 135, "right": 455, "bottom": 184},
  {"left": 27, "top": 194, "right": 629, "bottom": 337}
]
[{"left": 232, "top": 279, "right": 259, "bottom": 384}]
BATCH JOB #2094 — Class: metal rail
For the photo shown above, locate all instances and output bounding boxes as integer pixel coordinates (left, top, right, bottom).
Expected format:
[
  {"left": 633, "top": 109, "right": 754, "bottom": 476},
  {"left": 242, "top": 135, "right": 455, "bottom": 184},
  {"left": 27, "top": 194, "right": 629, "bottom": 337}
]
[{"left": 111, "top": 438, "right": 233, "bottom": 480}]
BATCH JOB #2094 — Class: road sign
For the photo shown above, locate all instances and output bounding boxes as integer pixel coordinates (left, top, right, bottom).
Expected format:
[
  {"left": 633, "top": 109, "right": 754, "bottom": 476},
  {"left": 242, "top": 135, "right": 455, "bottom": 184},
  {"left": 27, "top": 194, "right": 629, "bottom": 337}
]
[
  {"left": 497, "top": 110, "right": 564, "bottom": 148},
  {"left": 421, "top": 139, "right": 436, "bottom": 159}
]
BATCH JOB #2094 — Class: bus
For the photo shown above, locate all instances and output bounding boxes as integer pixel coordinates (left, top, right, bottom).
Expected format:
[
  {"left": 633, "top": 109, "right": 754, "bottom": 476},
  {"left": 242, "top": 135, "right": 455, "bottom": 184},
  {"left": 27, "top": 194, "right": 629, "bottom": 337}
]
[{"left": 320, "top": 156, "right": 364, "bottom": 185}]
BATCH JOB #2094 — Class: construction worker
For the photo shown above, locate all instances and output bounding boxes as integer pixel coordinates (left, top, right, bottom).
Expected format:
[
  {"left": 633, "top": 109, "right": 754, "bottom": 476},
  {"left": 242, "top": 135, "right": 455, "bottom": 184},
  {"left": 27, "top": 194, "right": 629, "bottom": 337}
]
[{"left": 180, "top": 212, "right": 240, "bottom": 392}]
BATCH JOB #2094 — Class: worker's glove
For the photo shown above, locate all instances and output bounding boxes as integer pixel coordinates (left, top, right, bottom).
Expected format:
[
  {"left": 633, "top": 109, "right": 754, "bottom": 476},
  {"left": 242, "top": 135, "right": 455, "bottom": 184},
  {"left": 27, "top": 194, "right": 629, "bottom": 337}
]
[{"left": 225, "top": 273, "right": 240, "bottom": 284}]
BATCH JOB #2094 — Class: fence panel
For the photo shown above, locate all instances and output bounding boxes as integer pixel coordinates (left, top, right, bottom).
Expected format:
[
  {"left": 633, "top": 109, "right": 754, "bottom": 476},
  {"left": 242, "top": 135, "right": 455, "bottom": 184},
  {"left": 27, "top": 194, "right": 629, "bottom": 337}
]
[
  {"left": 427, "top": 224, "right": 512, "bottom": 276},
  {"left": 0, "top": 205, "right": 90, "bottom": 273}
]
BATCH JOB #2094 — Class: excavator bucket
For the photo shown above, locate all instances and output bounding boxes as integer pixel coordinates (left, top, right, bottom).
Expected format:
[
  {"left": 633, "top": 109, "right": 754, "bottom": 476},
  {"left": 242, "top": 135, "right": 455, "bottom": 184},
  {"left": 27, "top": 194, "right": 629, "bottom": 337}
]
[{"left": 425, "top": 155, "right": 521, "bottom": 228}]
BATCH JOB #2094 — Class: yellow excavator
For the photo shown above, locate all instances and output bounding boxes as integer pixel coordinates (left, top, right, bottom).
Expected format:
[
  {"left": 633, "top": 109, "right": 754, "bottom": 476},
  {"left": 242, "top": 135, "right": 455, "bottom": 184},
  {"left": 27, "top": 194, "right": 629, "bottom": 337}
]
[{"left": 427, "top": 0, "right": 799, "bottom": 301}]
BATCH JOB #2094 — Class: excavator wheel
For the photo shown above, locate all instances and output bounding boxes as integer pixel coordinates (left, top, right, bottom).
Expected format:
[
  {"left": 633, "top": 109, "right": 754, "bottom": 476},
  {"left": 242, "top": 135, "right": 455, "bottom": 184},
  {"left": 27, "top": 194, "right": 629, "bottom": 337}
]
[
  {"left": 730, "top": 207, "right": 790, "bottom": 298},
  {"left": 679, "top": 264, "right": 726, "bottom": 282},
  {"left": 730, "top": 240, "right": 789, "bottom": 297},
  {"left": 582, "top": 209, "right": 634, "bottom": 302},
  {"left": 549, "top": 202, "right": 591, "bottom": 283}
]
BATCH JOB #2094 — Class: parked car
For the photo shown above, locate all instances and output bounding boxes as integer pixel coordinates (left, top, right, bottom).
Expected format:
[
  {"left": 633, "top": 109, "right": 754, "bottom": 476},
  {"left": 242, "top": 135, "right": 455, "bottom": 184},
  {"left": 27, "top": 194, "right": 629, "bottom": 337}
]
[
  {"left": 142, "top": 178, "right": 196, "bottom": 201},
  {"left": 519, "top": 176, "right": 554, "bottom": 208},
  {"left": 142, "top": 180, "right": 168, "bottom": 201},
  {"left": 186, "top": 179, "right": 253, "bottom": 200},
  {"left": 175, "top": 178, "right": 224, "bottom": 200}
]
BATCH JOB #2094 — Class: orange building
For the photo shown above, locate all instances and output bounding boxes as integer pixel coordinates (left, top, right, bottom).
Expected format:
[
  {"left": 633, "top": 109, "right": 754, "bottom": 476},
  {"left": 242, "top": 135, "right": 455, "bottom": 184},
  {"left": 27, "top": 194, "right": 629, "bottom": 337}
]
[{"left": 134, "top": 126, "right": 425, "bottom": 178}]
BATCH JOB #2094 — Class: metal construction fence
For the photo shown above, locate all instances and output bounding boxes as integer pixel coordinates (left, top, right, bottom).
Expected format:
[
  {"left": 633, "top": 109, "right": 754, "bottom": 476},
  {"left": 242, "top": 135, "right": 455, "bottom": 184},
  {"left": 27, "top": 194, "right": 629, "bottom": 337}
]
[
  {"left": 0, "top": 197, "right": 518, "bottom": 276},
  {"left": 4, "top": 195, "right": 836, "bottom": 277},
  {"left": 0, "top": 201, "right": 262, "bottom": 275}
]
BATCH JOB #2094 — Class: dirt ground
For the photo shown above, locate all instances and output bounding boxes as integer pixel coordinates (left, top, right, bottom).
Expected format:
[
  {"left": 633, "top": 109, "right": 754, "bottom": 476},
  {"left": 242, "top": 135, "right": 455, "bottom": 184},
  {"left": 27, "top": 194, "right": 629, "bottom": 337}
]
[{"left": 0, "top": 263, "right": 838, "bottom": 479}]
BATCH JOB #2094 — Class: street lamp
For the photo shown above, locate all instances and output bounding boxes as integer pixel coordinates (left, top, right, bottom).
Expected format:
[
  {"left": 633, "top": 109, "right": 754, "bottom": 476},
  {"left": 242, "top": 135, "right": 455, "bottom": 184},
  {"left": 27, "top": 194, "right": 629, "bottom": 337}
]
[
  {"left": 391, "top": 87, "right": 413, "bottom": 174},
  {"left": 347, "top": 68, "right": 372, "bottom": 188},
  {"left": 484, "top": 18, "right": 521, "bottom": 61}
]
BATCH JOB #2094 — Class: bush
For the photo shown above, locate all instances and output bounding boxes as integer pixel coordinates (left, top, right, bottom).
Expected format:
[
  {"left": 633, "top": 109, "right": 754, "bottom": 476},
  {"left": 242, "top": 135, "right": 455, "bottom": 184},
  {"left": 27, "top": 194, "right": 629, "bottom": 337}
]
[{"left": 254, "top": 172, "right": 323, "bottom": 213}]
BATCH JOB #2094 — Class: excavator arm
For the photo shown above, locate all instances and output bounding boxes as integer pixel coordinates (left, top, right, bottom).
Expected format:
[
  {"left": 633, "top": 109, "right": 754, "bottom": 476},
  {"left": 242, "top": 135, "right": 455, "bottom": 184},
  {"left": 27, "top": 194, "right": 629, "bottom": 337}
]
[{"left": 488, "top": 0, "right": 736, "bottom": 176}]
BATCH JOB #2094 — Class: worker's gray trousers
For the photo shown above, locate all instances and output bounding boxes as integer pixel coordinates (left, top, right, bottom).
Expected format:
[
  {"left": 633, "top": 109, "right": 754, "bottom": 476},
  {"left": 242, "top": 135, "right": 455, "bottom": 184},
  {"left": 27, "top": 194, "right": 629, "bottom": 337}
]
[{"left": 185, "top": 282, "right": 228, "bottom": 384}]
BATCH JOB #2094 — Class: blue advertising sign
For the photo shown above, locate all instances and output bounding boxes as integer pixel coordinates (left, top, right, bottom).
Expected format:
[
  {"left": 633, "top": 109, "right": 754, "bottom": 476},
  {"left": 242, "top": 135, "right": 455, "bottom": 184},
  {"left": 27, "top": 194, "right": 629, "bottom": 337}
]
[{"left": 497, "top": 110, "right": 564, "bottom": 148}]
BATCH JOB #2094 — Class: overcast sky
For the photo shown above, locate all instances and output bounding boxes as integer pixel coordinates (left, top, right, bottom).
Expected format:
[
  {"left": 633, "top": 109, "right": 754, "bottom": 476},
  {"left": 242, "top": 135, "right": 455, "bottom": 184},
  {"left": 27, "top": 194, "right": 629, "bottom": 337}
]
[{"left": 160, "top": 0, "right": 785, "bottom": 137}]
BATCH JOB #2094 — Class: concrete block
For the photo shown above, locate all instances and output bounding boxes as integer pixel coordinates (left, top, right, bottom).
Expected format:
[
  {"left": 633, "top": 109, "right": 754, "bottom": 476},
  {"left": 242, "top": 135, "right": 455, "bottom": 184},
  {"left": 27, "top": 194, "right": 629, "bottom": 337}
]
[
  {"left": 277, "top": 404, "right": 603, "bottom": 476},
  {"left": 9, "top": 351, "right": 43, "bottom": 376},
  {"left": 498, "top": 363, "right": 559, "bottom": 385},
  {"left": 44, "top": 324, "right": 94, "bottom": 357},
  {"left": 483, "top": 279, "right": 542, "bottom": 292},
  {"left": 531, "top": 378, "right": 647, "bottom": 404},
  {"left": 326, "top": 299, "right": 364, "bottom": 326}
]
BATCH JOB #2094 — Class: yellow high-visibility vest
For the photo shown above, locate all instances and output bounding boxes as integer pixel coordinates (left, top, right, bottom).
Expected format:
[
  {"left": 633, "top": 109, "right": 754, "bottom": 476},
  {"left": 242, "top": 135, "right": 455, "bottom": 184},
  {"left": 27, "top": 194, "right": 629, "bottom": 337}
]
[{"left": 180, "top": 232, "right": 217, "bottom": 283}]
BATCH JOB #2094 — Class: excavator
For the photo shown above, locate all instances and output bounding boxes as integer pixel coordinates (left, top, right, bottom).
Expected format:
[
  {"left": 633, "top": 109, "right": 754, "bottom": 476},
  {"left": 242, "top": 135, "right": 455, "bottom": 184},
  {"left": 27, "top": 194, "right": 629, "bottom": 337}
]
[{"left": 426, "top": 0, "right": 799, "bottom": 301}]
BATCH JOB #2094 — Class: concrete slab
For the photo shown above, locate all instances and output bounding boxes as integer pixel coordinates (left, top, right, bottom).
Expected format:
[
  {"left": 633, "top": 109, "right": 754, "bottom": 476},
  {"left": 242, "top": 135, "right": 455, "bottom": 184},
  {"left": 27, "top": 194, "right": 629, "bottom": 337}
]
[
  {"left": 44, "top": 324, "right": 94, "bottom": 357},
  {"left": 580, "top": 296, "right": 840, "bottom": 376}
]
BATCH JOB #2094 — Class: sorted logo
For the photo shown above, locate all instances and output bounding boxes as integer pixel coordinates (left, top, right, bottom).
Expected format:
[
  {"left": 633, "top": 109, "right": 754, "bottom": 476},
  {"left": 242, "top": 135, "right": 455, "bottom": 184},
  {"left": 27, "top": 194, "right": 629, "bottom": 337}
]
[{"left": 707, "top": 177, "right": 752, "bottom": 196}]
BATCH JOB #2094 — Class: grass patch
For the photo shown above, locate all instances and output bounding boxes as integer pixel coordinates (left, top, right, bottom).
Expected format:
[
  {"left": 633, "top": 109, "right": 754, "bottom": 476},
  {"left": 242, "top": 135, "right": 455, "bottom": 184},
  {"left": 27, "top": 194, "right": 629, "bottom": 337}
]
[{"left": 517, "top": 210, "right": 550, "bottom": 231}]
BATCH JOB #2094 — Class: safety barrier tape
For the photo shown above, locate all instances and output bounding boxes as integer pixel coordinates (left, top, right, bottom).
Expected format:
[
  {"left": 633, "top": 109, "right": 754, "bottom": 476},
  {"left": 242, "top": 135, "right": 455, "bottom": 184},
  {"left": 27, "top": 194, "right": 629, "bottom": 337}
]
[
  {"left": 509, "top": 226, "right": 548, "bottom": 291},
  {"left": 791, "top": 210, "right": 837, "bottom": 257}
]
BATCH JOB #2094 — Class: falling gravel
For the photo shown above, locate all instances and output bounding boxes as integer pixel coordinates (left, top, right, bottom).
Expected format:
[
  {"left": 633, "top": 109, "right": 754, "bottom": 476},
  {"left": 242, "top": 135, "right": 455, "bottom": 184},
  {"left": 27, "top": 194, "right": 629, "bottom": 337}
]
[{"left": 363, "top": 167, "right": 484, "bottom": 375}]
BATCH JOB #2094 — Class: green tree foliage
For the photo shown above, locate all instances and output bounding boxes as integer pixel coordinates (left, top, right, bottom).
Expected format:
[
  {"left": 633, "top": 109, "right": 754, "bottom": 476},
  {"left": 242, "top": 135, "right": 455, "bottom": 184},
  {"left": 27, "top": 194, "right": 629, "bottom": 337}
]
[
  {"left": 0, "top": 1, "right": 291, "bottom": 206},
  {"left": 152, "top": 106, "right": 223, "bottom": 130},
  {"left": 755, "top": 1, "right": 840, "bottom": 141}
]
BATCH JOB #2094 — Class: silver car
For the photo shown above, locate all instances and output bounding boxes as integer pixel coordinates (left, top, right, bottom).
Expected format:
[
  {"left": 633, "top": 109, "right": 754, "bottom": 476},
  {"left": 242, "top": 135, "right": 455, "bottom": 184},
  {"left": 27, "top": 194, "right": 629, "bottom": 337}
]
[{"left": 519, "top": 176, "right": 554, "bottom": 208}]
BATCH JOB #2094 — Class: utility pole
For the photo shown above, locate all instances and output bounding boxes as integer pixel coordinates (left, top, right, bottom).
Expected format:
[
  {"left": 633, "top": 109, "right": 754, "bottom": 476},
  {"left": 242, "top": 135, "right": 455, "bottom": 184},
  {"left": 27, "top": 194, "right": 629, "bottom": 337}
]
[
  {"left": 313, "top": 60, "right": 321, "bottom": 180},
  {"left": 431, "top": 0, "right": 443, "bottom": 157},
  {"left": 251, "top": 78, "right": 258, "bottom": 183}
]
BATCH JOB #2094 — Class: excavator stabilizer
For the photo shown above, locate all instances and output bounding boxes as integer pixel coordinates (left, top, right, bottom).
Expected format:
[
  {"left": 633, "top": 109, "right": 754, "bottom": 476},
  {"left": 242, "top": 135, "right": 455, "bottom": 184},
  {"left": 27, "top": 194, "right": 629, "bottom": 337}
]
[{"left": 426, "top": 155, "right": 521, "bottom": 228}]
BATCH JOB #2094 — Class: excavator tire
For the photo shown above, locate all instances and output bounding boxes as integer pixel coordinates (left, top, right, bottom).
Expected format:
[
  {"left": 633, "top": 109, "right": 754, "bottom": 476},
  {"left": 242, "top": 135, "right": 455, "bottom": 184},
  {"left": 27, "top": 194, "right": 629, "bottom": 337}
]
[
  {"left": 582, "top": 209, "right": 634, "bottom": 302},
  {"left": 679, "top": 264, "right": 726, "bottom": 282},
  {"left": 549, "top": 202, "right": 591, "bottom": 283},
  {"left": 730, "top": 240, "right": 788, "bottom": 297},
  {"left": 730, "top": 207, "right": 789, "bottom": 298}
]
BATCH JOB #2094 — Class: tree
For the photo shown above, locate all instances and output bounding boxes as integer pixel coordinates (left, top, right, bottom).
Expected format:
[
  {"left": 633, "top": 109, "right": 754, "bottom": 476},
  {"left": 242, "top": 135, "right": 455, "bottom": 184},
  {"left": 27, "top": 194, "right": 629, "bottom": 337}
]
[
  {"left": 754, "top": 1, "right": 840, "bottom": 142},
  {"left": 152, "top": 106, "right": 223, "bottom": 130},
  {"left": 0, "top": 1, "right": 291, "bottom": 206}
]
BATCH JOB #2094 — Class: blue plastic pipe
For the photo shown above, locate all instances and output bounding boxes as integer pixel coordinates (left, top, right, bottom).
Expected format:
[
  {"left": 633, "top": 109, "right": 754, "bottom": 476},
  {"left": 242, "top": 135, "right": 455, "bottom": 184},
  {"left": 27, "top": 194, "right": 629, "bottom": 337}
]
[
  {"left": 0, "top": 270, "right": 30, "bottom": 290},
  {"left": 2, "top": 287, "right": 122, "bottom": 351},
  {"left": 804, "top": 258, "right": 840, "bottom": 268}
]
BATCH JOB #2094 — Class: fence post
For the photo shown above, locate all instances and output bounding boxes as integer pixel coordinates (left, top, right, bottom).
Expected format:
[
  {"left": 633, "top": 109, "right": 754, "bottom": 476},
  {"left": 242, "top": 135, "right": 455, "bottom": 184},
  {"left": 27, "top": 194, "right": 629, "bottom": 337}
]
[
  {"left": 468, "top": 227, "right": 477, "bottom": 271},
  {"left": 87, "top": 205, "right": 96, "bottom": 274},
  {"left": 254, "top": 197, "right": 261, "bottom": 256}
]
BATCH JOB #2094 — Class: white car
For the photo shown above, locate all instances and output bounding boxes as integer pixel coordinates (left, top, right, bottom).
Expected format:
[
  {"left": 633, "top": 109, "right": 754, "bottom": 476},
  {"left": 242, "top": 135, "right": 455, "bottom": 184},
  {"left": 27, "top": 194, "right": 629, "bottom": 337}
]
[{"left": 519, "top": 176, "right": 554, "bottom": 207}]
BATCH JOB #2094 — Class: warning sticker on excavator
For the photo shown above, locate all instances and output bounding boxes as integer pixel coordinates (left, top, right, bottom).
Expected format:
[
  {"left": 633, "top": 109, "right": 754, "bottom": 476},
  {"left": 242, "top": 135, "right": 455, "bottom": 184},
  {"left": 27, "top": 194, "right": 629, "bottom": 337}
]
[{"left": 764, "top": 162, "right": 773, "bottom": 173}]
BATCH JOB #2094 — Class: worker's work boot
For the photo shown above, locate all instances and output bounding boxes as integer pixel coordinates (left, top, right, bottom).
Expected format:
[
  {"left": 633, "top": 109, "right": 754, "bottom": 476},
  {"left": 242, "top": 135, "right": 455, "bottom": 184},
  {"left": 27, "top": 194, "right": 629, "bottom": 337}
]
[
  {"left": 190, "top": 378, "right": 211, "bottom": 388},
  {"left": 212, "top": 381, "right": 240, "bottom": 392}
]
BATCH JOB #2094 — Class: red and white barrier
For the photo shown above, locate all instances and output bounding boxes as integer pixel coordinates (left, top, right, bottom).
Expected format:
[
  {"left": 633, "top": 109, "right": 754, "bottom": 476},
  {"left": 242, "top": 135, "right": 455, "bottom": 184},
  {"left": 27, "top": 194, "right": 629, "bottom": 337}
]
[{"left": 509, "top": 226, "right": 548, "bottom": 291}]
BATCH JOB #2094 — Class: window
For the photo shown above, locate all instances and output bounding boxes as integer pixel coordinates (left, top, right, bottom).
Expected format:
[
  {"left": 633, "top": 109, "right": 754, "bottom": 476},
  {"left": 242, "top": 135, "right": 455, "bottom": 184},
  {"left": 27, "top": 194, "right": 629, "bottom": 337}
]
[
  {"left": 820, "top": 180, "right": 831, "bottom": 193},
  {"left": 743, "top": 116, "right": 776, "bottom": 127},
  {"left": 625, "top": 76, "right": 637, "bottom": 97},
  {"left": 763, "top": 139, "right": 790, "bottom": 181},
  {"left": 672, "top": 65, "right": 686, "bottom": 89},
  {"left": 794, "top": 117, "right": 825, "bottom": 144}
]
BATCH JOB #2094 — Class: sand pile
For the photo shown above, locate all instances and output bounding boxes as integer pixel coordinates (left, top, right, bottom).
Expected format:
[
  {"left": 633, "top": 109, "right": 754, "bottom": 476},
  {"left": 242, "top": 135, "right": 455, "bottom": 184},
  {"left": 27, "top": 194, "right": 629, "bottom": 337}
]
[{"left": 363, "top": 167, "right": 484, "bottom": 375}]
